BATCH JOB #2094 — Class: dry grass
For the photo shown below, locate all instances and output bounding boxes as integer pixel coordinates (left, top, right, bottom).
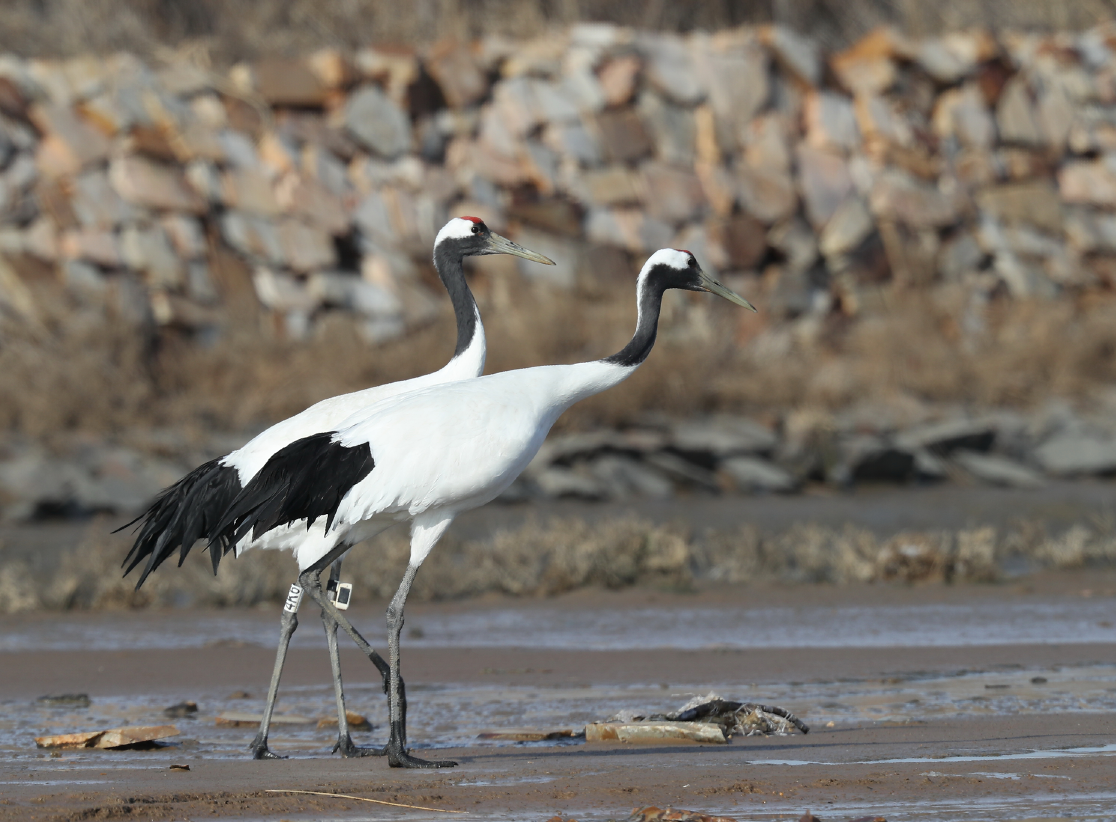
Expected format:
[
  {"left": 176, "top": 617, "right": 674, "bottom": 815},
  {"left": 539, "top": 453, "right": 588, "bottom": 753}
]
[
  {"left": 3, "top": 512, "right": 1116, "bottom": 613},
  {"left": 0, "top": 0, "right": 1111, "bottom": 62},
  {"left": 5, "top": 280, "right": 1116, "bottom": 444}
]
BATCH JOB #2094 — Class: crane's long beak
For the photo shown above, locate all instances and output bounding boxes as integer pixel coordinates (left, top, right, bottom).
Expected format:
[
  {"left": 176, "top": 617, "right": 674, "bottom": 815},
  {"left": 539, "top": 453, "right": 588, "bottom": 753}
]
[
  {"left": 698, "top": 268, "right": 757, "bottom": 311},
  {"left": 483, "top": 232, "right": 556, "bottom": 265}
]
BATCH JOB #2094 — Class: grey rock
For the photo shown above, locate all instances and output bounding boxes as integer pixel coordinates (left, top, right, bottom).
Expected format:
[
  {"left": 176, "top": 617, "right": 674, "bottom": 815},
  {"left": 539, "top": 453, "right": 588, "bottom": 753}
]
[
  {"left": 671, "top": 417, "right": 778, "bottom": 458},
  {"left": 737, "top": 164, "right": 797, "bottom": 224},
  {"left": 894, "top": 419, "right": 996, "bottom": 455},
  {"left": 641, "top": 163, "right": 705, "bottom": 225},
  {"left": 1033, "top": 431, "right": 1116, "bottom": 476},
  {"left": 307, "top": 271, "right": 402, "bottom": 319},
  {"left": 996, "top": 76, "right": 1042, "bottom": 146},
  {"left": 952, "top": 450, "right": 1045, "bottom": 489},
  {"left": 765, "top": 25, "right": 820, "bottom": 86},
  {"left": 831, "top": 434, "right": 915, "bottom": 485},
  {"left": 719, "top": 456, "right": 796, "bottom": 493},
  {"left": 643, "top": 452, "right": 721, "bottom": 491},
  {"left": 345, "top": 85, "right": 411, "bottom": 159},
  {"left": 533, "top": 466, "right": 609, "bottom": 500},
  {"left": 693, "top": 40, "right": 768, "bottom": 141},
  {"left": 637, "top": 91, "right": 696, "bottom": 166},
  {"left": 251, "top": 267, "right": 318, "bottom": 313},
  {"left": 589, "top": 455, "right": 674, "bottom": 498},
  {"left": 818, "top": 196, "right": 873, "bottom": 258},
  {"left": 641, "top": 34, "right": 703, "bottom": 105},
  {"left": 796, "top": 145, "right": 853, "bottom": 230},
  {"left": 220, "top": 212, "right": 285, "bottom": 266}
]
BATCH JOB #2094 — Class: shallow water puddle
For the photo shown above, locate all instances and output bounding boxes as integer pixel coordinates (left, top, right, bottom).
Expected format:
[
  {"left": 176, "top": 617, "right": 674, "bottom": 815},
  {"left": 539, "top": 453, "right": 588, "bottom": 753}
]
[
  {"left": 747, "top": 741, "right": 1116, "bottom": 767},
  {"left": 3, "top": 598, "right": 1115, "bottom": 652}
]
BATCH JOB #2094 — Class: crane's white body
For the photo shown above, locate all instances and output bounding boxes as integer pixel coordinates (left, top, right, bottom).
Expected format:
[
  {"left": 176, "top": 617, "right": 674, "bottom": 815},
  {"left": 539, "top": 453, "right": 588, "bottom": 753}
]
[{"left": 238, "top": 359, "right": 634, "bottom": 569}]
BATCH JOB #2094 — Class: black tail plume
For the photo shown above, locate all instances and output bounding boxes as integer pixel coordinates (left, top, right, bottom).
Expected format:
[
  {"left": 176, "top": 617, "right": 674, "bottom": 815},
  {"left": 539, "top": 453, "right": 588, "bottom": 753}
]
[
  {"left": 118, "top": 458, "right": 242, "bottom": 588},
  {"left": 210, "top": 433, "right": 375, "bottom": 551}
]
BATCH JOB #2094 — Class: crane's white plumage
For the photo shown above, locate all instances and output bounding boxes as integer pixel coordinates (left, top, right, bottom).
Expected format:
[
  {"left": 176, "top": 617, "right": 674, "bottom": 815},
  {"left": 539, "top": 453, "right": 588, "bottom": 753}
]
[{"left": 212, "top": 248, "right": 755, "bottom": 768}]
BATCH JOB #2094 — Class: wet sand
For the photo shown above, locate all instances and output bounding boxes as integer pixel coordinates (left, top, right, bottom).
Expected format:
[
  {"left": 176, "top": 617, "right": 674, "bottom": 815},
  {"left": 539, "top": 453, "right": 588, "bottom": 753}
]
[{"left": 1, "top": 573, "right": 1114, "bottom": 821}]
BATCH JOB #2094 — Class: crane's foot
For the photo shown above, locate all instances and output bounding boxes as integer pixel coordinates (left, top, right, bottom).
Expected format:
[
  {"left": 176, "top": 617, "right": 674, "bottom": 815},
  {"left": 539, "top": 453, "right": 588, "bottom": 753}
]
[
  {"left": 248, "top": 735, "right": 286, "bottom": 760},
  {"left": 334, "top": 734, "right": 387, "bottom": 758},
  {"left": 386, "top": 741, "right": 457, "bottom": 769}
]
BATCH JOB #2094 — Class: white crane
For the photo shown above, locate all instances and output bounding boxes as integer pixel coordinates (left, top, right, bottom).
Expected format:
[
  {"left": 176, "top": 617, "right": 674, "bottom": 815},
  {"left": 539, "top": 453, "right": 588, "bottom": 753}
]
[
  {"left": 118, "top": 217, "right": 553, "bottom": 760},
  {"left": 210, "top": 249, "right": 755, "bottom": 768}
]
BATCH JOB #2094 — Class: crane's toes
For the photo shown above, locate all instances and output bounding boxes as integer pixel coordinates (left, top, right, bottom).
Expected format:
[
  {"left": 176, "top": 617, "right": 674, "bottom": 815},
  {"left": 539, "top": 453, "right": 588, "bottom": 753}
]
[
  {"left": 248, "top": 743, "right": 286, "bottom": 760},
  {"left": 386, "top": 746, "right": 457, "bottom": 769},
  {"left": 334, "top": 734, "right": 387, "bottom": 758}
]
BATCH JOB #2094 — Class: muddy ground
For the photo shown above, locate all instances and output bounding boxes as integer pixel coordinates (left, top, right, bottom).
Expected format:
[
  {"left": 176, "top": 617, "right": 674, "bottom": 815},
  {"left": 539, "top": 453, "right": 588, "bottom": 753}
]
[{"left": 0, "top": 571, "right": 1114, "bottom": 822}]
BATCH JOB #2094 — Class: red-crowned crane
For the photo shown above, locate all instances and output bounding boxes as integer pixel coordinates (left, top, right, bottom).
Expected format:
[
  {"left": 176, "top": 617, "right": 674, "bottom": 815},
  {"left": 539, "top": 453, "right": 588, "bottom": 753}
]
[
  {"left": 118, "top": 217, "right": 553, "bottom": 759},
  {"left": 210, "top": 249, "right": 756, "bottom": 768}
]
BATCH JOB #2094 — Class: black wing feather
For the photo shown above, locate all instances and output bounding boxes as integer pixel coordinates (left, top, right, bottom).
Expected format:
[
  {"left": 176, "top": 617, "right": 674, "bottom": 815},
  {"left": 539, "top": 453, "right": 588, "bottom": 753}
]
[
  {"left": 117, "top": 458, "right": 242, "bottom": 588},
  {"left": 210, "top": 433, "right": 375, "bottom": 553}
]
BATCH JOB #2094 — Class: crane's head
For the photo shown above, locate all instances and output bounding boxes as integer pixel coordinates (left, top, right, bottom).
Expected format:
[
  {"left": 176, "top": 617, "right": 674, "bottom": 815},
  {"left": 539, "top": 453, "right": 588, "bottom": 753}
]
[
  {"left": 640, "top": 248, "right": 757, "bottom": 310},
  {"left": 434, "top": 217, "right": 555, "bottom": 265}
]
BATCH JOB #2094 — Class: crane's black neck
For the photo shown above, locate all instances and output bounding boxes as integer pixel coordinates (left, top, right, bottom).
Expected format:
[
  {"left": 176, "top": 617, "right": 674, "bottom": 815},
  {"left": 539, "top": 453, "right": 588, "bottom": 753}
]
[
  {"left": 433, "top": 242, "right": 479, "bottom": 359},
  {"left": 603, "top": 277, "right": 667, "bottom": 368}
]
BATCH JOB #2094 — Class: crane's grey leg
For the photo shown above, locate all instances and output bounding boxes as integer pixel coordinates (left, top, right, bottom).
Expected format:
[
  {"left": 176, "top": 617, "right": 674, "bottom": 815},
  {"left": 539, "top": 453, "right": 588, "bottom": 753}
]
[
  {"left": 384, "top": 562, "right": 456, "bottom": 769},
  {"left": 248, "top": 580, "right": 306, "bottom": 759},
  {"left": 296, "top": 545, "right": 410, "bottom": 751},
  {"left": 321, "top": 557, "right": 384, "bottom": 757}
]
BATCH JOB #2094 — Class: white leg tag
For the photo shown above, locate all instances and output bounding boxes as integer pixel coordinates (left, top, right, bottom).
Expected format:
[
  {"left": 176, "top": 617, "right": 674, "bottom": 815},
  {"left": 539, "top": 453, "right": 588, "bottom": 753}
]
[
  {"left": 334, "top": 582, "right": 352, "bottom": 611},
  {"left": 284, "top": 583, "right": 304, "bottom": 613}
]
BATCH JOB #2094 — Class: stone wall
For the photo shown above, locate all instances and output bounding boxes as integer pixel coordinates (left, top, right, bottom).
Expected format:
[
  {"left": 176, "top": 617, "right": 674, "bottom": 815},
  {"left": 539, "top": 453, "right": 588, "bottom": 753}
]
[{"left": 2, "top": 22, "right": 1116, "bottom": 346}]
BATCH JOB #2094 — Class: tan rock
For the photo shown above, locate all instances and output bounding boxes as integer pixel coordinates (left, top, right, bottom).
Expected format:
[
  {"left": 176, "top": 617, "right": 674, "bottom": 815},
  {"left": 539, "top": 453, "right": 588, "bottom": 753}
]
[
  {"left": 355, "top": 46, "right": 419, "bottom": 105},
  {"left": 915, "top": 30, "right": 998, "bottom": 84},
  {"left": 30, "top": 104, "right": 112, "bottom": 172},
  {"left": 855, "top": 94, "right": 913, "bottom": 150},
  {"left": 710, "top": 212, "right": 767, "bottom": 269},
  {"left": 110, "top": 155, "right": 206, "bottom": 213},
  {"left": 585, "top": 721, "right": 726, "bottom": 744},
  {"left": 870, "top": 169, "right": 961, "bottom": 229},
  {"left": 695, "top": 161, "right": 736, "bottom": 216},
  {"left": 220, "top": 167, "right": 280, "bottom": 216},
  {"left": 975, "top": 180, "right": 1062, "bottom": 233},
  {"left": 933, "top": 83, "right": 996, "bottom": 149},
  {"left": 642, "top": 163, "right": 705, "bottom": 224},
  {"left": 996, "top": 76, "right": 1042, "bottom": 146},
  {"left": 804, "top": 91, "right": 860, "bottom": 152},
  {"left": 581, "top": 165, "right": 644, "bottom": 206},
  {"left": 796, "top": 144, "right": 854, "bottom": 230},
  {"left": 819, "top": 196, "right": 874, "bottom": 258},
  {"left": 279, "top": 219, "right": 337, "bottom": 272},
  {"left": 585, "top": 207, "right": 672, "bottom": 253},
  {"left": 36, "top": 725, "right": 179, "bottom": 750},
  {"left": 594, "top": 108, "right": 653, "bottom": 163},
  {"left": 307, "top": 48, "right": 354, "bottom": 90},
  {"left": 737, "top": 164, "right": 797, "bottom": 224},
  {"left": 1037, "top": 84, "right": 1074, "bottom": 152},
  {"left": 426, "top": 40, "right": 488, "bottom": 109},
  {"left": 741, "top": 113, "right": 793, "bottom": 172},
  {"left": 693, "top": 38, "right": 768, "bottom": 148},
  {"left": 160, "top": 214, "right": 207, "bottom": 259},
  {"left": 597, "top": 54, "right": 641, "bottom": 107},
  {"left": 274, "top": 171, "right": 350, "bottom": 236},
  {"left": 60, "top": 228, "right": 121, "bottom": 267},
  {"left": 1060, "top": 158, "right": 1116, "bottom": 206},
  {"left": 830, "top": 28, "right": 910, "bottom": 95}
]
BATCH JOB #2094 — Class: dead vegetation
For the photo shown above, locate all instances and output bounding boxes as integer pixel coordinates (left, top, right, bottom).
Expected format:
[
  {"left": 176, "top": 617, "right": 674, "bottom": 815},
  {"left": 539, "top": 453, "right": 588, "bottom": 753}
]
[
  {"left": 3, "top": 511, "right": 1115, "bottom": 612},
  {"left": 4, "top": 279, "right": 1116, "bottom": 443}
]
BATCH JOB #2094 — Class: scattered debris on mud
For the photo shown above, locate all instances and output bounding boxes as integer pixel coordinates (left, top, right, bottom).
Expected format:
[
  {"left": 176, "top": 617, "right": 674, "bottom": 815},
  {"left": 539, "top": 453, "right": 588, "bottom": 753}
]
[
  {"left": 35, "top": 693, "right": 91, "bottom": 708},
  {"left": 34, "top": 724, "right": 179, "bottom": 750},
  {"left": 163, "top": 700, "right": 198, "bottom": 718},
  {"left": 587, "top": 692, "right": 809, "bottom": 743}
]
